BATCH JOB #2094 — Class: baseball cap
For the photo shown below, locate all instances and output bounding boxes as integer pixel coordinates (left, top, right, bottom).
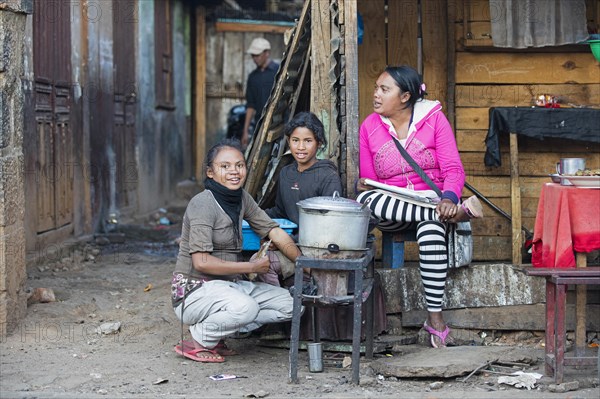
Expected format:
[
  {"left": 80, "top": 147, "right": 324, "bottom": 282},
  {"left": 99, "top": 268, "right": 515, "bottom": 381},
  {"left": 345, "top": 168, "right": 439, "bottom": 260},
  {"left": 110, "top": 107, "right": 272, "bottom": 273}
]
[{"left": 246, "top": 38, "right": 271, "bottom": 55}]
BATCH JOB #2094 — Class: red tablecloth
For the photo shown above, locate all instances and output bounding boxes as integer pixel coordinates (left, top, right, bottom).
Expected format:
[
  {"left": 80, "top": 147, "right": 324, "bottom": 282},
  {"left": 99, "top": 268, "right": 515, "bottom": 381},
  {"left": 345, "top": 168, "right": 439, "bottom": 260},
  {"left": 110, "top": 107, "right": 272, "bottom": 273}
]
[{"left": 532, "top": 183, "right": 600, "bottom": 267}]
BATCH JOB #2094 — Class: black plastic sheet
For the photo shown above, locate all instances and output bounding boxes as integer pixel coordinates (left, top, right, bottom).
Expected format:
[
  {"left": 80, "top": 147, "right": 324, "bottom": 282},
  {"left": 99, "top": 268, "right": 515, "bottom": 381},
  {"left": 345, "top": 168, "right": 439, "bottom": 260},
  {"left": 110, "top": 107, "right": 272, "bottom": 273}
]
[{"left": 485, "top": 107, "right": 600, "bottom": 167}]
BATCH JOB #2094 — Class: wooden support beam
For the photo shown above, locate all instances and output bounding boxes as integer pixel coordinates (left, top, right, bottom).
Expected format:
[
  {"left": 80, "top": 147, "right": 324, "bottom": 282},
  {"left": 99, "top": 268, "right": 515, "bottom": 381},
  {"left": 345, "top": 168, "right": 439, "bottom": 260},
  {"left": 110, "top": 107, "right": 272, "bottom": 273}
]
[
  {"left": 215, "top": 21, "right": 294, "bottom": 34},
  {"left": 509, "top": 133, "right": 522, "bottom": 265},
  {"left": 344, "top": 0, "right": 359, "bottom": 196},
  {"left": 575, "top": 252, "right": 587, "bottom": 357},
  {"left": 311, "top": 0, "right": 332, "bottom": 156}
]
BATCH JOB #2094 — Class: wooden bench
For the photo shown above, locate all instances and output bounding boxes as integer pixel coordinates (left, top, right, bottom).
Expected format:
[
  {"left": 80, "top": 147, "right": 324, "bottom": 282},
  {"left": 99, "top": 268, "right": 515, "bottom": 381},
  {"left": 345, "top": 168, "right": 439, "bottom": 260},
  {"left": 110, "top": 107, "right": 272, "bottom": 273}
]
[{"left": 523, "top": 266, "right": 600, "bottom": 383}]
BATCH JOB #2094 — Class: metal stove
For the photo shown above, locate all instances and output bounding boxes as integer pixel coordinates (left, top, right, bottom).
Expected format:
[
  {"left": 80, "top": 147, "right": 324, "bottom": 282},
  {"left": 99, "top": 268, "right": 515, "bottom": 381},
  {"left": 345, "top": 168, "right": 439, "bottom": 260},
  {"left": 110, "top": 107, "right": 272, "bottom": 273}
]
[{"left": 288, "top": 241, "right": 375, "bottom": 385}]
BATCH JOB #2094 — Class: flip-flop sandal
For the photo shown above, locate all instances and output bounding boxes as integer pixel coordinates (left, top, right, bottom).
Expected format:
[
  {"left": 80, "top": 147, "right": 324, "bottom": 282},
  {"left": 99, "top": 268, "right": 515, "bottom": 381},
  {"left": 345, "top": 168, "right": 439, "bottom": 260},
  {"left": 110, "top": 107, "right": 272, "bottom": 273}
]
[
  {"left": 423, "top": 320, "right": 451, "bottom": 348},
  {"left": 215, "top": 340, "right": 238, "bottom": 356},
  {"left": 174, "top": 342, "right": 225, "bottom": 363},
  {"left": 179, "top": 340, "right": 238, "bottom": 357},
  {"left": 461, "top": 195, "right": 483, "bottom": 219}
]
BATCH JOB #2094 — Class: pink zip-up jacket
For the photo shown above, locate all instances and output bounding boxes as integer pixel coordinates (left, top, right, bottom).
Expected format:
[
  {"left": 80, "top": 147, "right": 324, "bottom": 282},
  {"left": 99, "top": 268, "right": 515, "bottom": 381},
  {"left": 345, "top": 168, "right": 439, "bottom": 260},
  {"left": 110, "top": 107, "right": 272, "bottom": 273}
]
[{"left": 359, "top": 99, "right": 465, "bottom": 203}]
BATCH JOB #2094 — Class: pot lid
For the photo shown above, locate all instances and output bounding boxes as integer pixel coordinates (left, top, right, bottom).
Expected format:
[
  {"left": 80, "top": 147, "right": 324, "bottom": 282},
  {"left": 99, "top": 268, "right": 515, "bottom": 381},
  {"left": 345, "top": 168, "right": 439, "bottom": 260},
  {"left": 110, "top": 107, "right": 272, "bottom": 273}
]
[{"left": 297, "top": 191, "right": 369, "bottom": 213}]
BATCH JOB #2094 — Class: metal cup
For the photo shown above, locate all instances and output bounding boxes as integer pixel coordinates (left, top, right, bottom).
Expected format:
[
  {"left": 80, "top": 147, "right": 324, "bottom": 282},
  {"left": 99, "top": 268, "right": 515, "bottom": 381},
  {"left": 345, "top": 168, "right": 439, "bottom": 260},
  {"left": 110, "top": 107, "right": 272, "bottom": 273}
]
[
  {"left": 556, "top": 158, "right": 585, "bottom": 185},
  {"left": 556, "top": 158, "right": 585, "bottom": 175},
  {"left": 307, "top": 342, "right": 323, "bottom": 372}
]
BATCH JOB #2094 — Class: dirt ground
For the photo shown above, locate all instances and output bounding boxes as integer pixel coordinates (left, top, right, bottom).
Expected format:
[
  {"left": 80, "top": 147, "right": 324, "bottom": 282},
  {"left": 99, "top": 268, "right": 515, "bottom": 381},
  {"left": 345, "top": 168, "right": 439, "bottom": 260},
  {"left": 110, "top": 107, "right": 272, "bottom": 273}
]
[{"left": 1, "top": 215, "right": 599, "bottom": 399}]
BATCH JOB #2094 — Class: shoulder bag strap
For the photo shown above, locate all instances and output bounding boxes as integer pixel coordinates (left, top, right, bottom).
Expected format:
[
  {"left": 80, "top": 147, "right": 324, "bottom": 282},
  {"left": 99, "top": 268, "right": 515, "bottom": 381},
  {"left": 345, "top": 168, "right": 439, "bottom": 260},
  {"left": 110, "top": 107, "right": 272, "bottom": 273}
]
[{"left": 391, "top": 137, "right": 443, "bottom": 197}]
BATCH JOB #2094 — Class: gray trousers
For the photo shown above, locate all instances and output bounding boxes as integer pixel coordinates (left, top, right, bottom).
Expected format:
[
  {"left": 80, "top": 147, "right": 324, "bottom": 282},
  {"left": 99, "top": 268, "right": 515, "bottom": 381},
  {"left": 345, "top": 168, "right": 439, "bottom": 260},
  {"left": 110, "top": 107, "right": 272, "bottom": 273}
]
[{"left": 173, "top": 280, "right": 294, "bottom": 348}]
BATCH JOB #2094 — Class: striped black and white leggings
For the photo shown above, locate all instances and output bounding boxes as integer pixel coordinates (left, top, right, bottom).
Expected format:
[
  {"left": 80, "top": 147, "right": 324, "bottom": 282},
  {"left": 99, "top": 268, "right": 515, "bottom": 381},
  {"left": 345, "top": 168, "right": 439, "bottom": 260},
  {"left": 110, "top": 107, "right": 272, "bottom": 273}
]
[{"left": 356, "top": 190, "right": 448, "bottom": 312}]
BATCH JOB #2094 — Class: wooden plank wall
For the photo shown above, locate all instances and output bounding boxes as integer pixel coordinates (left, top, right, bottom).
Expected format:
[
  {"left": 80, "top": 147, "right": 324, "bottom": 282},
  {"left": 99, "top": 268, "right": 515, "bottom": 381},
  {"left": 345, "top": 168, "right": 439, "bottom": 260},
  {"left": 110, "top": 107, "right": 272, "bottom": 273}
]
[
  {"left": 357, "top": 0, "right": 599, "bottom": 262},
  {"left": 203, "top": 24, "right": 286, "bottom": 156},
  {"left": 357, "top": 0, "right": 448, "bottom": 124},
  {"left": 357, "top": 0, "right": 386, "bottom": 125},
  {"left": 453, "top": 0, "right": 600, "bottom": 261},
  {"left": 357, "top": 0, "right": 449, "bottom": 261}
]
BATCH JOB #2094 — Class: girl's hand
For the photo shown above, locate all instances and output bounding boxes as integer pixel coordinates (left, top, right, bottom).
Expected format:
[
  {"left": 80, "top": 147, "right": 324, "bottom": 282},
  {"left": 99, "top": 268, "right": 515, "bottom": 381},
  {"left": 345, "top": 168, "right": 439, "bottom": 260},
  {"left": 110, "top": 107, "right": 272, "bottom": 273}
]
[
  {"left": 250, "top": 255, "right": 270, "bottom": 274},
  {"left": 436, "top": 199, "right": 458, "bottom": 222},
  {"left": 356, "top": 178, "right": 374, "bottom": 192},
  {"left": 261, "top": 238, "right": 276, "bottom": 251}
]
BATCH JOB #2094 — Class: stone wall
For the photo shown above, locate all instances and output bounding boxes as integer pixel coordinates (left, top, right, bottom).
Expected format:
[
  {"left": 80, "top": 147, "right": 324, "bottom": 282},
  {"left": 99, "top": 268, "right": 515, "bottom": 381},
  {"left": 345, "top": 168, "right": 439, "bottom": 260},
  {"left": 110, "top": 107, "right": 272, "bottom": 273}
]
[
  {"left": 0, "top": 1, "right": 31, "bottom": 333},
  {"left": 379, "top": 263, "right": 546, "bottom": 313}
]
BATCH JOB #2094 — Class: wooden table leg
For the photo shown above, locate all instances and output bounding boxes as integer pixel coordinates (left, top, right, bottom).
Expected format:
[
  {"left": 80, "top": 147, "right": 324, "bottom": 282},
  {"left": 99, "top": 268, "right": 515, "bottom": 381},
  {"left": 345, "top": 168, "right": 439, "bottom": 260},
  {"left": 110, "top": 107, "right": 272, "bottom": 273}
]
[
  {"left": 555, "top": 283, "right": 567, "bottom": 384},
  {"left": 509, "top": 133, "right": 522, "bottom": 266},
  {"left": 575, "top": 252, "right": 587, "bottom": 358},
  {"left": 545, "top": 279, "right": 556, "bottom": 377}
]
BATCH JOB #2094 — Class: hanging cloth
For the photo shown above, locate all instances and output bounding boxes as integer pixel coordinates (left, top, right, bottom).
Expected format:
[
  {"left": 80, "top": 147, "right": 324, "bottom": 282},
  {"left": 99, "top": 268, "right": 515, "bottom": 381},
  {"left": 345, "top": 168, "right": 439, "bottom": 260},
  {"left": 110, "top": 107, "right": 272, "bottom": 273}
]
[{"left": 490, "top": 0, "right": 588, "bottom": 48}]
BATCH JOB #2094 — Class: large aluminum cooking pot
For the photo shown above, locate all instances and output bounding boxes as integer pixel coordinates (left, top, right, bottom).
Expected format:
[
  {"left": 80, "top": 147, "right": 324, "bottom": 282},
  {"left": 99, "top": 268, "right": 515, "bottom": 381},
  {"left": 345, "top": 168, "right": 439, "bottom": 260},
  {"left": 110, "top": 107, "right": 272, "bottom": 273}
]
[{"left": 297, "top": 192, "right": 371, "bottom": 251}]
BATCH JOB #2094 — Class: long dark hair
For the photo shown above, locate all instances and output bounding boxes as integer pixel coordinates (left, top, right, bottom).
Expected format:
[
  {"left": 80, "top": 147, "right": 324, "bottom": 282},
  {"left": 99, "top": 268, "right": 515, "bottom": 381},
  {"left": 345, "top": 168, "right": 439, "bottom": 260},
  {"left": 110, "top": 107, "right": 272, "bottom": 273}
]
[
  {"left": 284, "top": 112, "right": 327, "bottom": 147},
  {"left": 384, "top": 65, "right": 427, "bottom": 109}
]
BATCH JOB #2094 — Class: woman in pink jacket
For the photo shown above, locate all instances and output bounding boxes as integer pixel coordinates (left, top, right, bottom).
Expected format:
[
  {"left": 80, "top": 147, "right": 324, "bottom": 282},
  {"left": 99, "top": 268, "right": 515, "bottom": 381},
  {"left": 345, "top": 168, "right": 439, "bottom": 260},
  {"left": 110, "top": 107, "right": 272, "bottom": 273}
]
[{"left": 356, "top": 66, "right": 482, "bottom": 348}]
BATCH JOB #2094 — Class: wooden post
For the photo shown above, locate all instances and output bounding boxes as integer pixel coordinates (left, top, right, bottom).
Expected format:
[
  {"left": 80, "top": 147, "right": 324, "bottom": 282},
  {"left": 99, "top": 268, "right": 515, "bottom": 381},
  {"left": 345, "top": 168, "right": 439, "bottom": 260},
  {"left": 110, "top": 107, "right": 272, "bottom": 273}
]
[
  {"left": 575, "top": 252, "right": 587, "bottom": 357},
  {"left": 344, "top": 0, "right": 359, "bottom": 196},
  {"left": 194, "top": 7, "right": 207, "bottom": 181},
  {"left": 509, "top": 133, "right": 522, "bottom": 265},
  {"left": 310, "top": 0, "right": 333, "bottom": 159}
]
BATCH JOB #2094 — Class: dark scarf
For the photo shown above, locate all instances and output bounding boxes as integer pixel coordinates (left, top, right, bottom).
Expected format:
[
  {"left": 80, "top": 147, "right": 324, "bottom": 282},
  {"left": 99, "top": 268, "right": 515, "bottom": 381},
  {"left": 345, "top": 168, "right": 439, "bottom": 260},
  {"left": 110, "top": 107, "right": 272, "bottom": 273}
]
[{"left": 205, "top": 179, "right": 243, "bottom": 241}]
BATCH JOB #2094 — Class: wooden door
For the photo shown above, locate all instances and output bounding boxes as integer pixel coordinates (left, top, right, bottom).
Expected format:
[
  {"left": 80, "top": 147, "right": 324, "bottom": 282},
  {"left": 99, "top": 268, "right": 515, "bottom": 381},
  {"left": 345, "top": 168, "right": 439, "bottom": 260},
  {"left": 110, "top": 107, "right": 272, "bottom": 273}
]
[
  {"left": 113, "top": 0, "right": 138, "bottom": 212},
  {"left": 32, "top": 0, "right": 73, "bottom": 234}
]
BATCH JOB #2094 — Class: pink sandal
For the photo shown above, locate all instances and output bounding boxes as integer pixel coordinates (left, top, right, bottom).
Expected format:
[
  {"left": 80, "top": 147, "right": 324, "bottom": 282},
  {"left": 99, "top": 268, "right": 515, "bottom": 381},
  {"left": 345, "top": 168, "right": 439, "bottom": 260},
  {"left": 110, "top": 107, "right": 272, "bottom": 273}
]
[
  {"left": 215, "top": 340, "right": 238, "bottom": 356},
  {"left": 177, "top": 340, "right": 237, "bottom": 357},
  {"left": 174, "top": 341, "right": 225, "bottom": 363},
  {"left": 449, "top": 196, "right": 484, "bottom": 223},
  {"left": 423, "top": 320, "right": 451, "bottom": 348},
  {"left": 461, "top": 195, "right": 483, "bottom": 219}
]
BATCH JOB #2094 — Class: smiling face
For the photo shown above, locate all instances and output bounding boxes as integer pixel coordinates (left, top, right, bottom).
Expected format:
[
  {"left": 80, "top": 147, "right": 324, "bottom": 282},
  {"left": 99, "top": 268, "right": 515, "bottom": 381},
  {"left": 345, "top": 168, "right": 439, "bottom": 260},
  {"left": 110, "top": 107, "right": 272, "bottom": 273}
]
[
  {"left": 206, "top": 146, "right": 247, "bottom": 190},
  {"left": 287, "top": 127, "right": 319, "bottom": 172},
  {"left": 373, "top": 71, "right": 410, "bottom": 117}
]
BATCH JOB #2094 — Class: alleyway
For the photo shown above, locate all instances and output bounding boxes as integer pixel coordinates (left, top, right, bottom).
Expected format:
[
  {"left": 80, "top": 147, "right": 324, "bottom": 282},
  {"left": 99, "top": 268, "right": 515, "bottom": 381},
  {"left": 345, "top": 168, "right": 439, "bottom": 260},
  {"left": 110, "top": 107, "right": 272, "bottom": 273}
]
[{"left": 1, "top": 207, "right": 599, "bottom": 399}]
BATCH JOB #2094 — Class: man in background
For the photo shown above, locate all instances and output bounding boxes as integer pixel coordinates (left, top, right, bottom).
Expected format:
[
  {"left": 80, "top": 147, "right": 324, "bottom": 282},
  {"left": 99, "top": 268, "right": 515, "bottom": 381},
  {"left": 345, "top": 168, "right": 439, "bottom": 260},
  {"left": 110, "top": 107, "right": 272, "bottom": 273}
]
[{"left": 242, "top": 37, "right": 279, "bottom": 148}]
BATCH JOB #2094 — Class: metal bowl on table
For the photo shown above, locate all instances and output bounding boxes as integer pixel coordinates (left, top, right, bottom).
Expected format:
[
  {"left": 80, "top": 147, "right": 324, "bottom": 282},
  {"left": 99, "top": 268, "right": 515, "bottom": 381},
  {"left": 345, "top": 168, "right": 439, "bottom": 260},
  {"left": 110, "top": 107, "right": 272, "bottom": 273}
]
[{"left": 549, "top": 174, "right": 562, "bottom": 183}]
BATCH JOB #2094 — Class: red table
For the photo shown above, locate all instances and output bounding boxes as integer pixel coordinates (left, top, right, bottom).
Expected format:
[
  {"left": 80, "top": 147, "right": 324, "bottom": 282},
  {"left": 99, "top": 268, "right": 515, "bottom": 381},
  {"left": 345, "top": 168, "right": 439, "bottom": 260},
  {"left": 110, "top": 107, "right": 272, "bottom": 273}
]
[
  {"left": 532, "top": 183, "right": 600, "bottom": 268},
  {"left": 524, "top": 267, "right": 600, "bottom": 383},
  {"left": 530, "top": 182, "right": 600, "bottom": 382}
]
